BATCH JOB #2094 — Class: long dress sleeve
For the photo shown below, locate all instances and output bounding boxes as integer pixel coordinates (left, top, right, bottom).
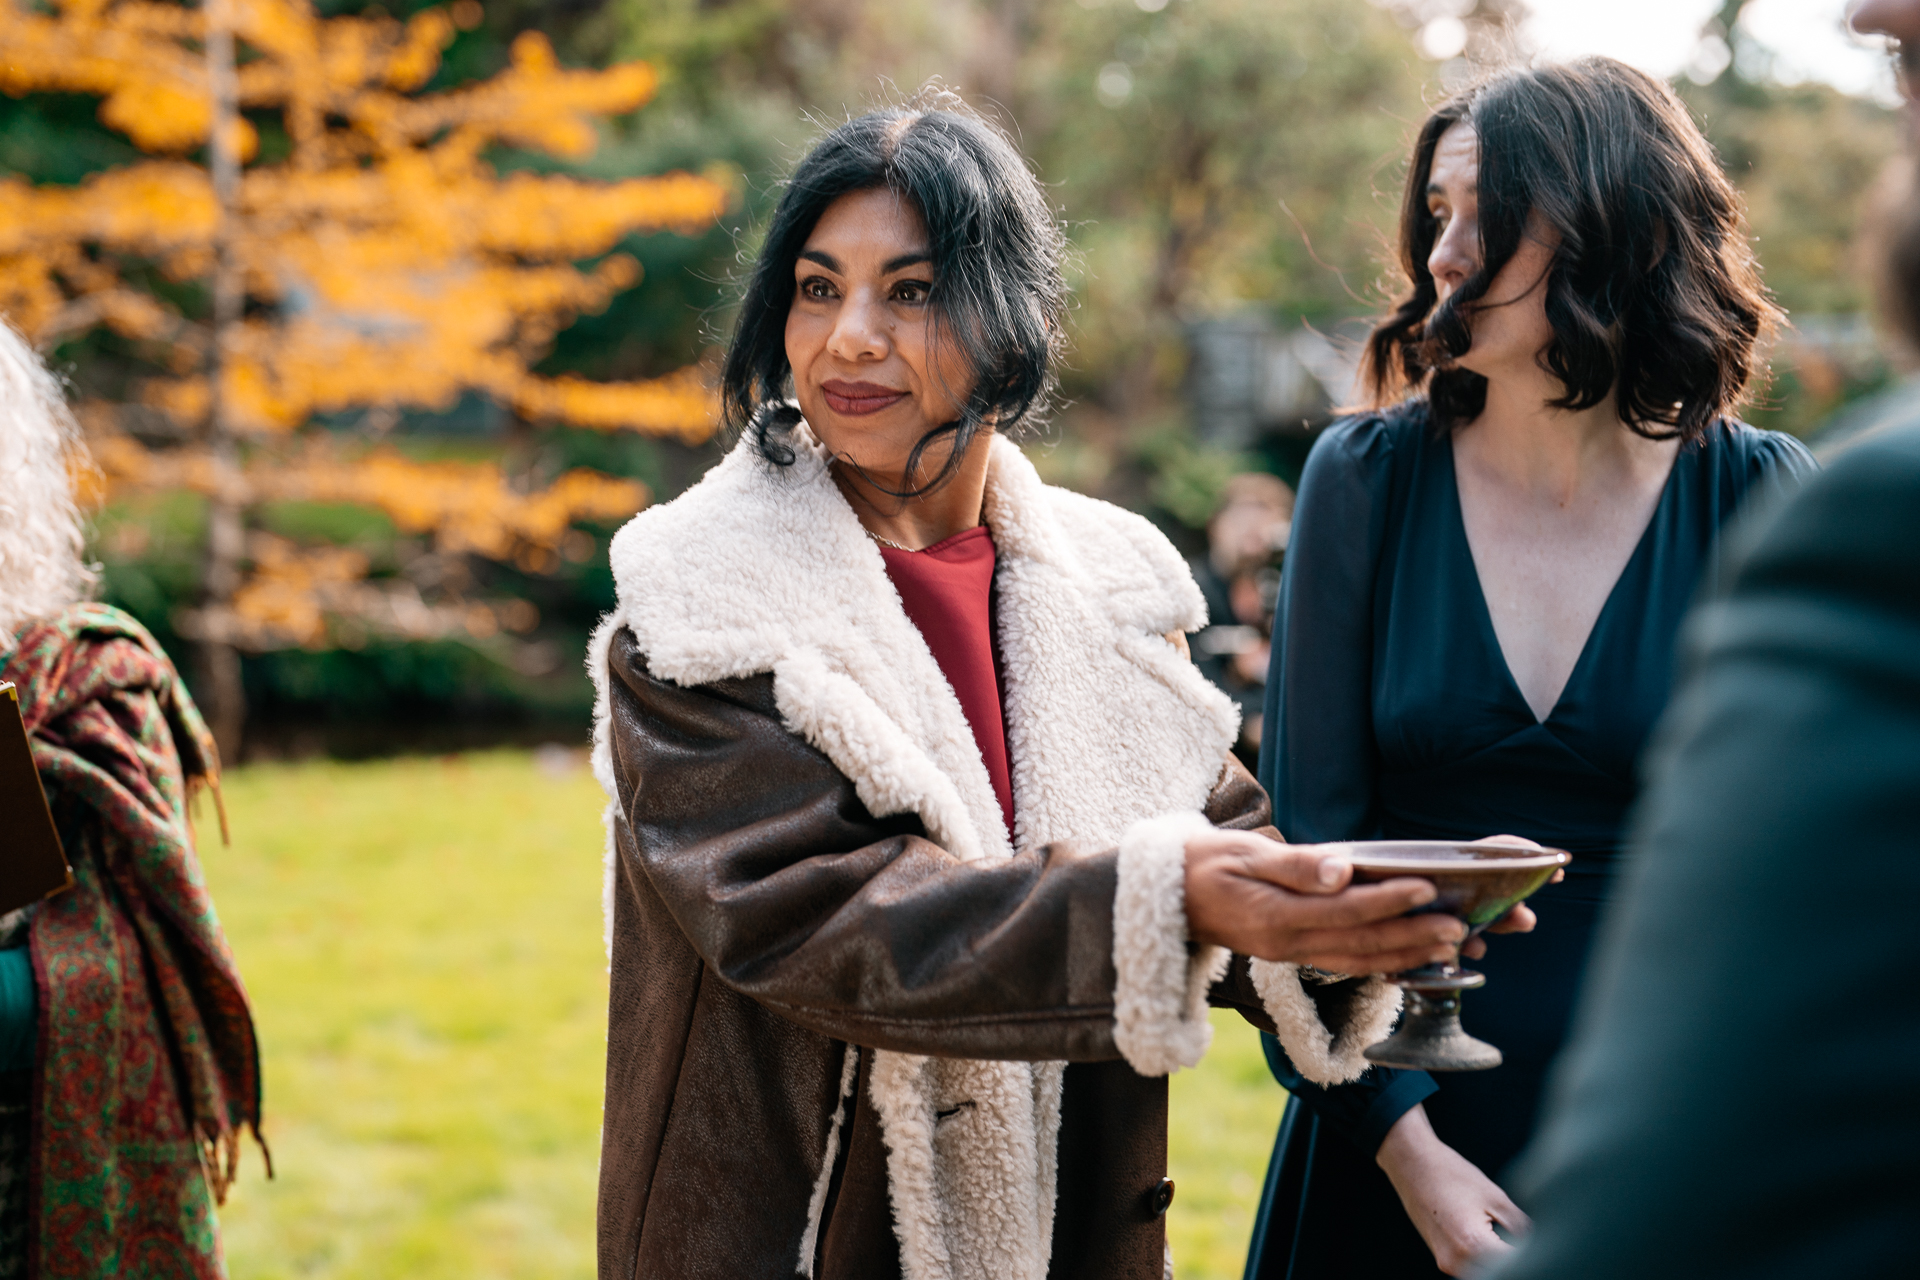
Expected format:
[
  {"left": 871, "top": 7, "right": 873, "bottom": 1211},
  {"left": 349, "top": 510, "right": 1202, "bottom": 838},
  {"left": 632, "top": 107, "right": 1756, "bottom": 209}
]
[
  {"left": 1260, "top": 417, "right": 1392, "bottom": 844},
  {"left": 1257, "top": 416, "right": 1438, "bottom": 1152}
]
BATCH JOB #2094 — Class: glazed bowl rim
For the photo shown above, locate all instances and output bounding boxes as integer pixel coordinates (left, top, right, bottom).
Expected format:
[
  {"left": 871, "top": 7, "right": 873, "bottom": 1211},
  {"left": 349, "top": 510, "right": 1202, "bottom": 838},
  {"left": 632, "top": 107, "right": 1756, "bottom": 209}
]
[{"left": 1320, "top": 839, "right": 1573, "bottom": 873}]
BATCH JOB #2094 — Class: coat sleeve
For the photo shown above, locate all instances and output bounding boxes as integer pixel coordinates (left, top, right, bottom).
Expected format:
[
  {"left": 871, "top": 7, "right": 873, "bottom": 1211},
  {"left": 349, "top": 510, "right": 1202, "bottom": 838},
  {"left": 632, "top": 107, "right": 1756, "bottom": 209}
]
[
  {"left": 1491, "top": 421, "right": 1920, "bottom": 1279},
  {"left": 1253, "top": 416, "right": 1435, "bottom": 1127},
  {"left": 604, "top": 625, "right": 1377, "bottom": 1077}
]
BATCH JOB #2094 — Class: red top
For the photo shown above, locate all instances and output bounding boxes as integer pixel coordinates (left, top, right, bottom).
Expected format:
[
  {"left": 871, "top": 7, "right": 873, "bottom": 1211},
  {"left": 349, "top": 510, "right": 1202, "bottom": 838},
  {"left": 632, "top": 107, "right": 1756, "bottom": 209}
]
[{"left": 878, "top": 525, "right": 1015, "bottom": 840}]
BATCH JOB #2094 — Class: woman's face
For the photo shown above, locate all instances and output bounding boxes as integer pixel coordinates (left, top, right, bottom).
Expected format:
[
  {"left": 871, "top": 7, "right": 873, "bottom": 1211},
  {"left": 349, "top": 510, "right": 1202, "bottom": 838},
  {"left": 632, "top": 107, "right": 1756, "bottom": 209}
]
[
  {"left": 1424, "top": 122, "right": 1559, "bottom": 382},
  {"left": 785, "top": 188, "right": 973, "bottom": 480}
]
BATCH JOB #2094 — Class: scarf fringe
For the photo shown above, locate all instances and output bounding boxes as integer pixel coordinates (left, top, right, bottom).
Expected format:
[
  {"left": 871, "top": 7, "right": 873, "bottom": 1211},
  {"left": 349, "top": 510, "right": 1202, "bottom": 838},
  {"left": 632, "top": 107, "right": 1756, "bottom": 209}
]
[
  {"left": 197, "top": 1129, "right": 238, "bottom": 1205},
  {"left": 197, "top": 1121, "right": 273, "bottom": 1205},
  {"left": 187, "top": 773, "right": 231, "bottom": 848}
]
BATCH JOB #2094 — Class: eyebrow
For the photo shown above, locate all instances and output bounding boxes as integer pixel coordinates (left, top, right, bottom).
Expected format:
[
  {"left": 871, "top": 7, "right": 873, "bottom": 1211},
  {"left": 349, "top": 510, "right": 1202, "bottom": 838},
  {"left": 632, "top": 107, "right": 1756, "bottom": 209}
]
[{"left": 796, "top": 249, "right": 933, "bottom": 274}]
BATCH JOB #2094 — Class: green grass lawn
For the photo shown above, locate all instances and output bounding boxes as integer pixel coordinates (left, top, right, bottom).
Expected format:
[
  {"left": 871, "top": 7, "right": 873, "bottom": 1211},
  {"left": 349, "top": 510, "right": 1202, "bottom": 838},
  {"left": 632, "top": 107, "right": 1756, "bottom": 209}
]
[
  {"left": 204, "top": 750, "right": 1283, "bottom": 1279},
  {"left": 1169, "top": 1012, "right": 1285, "bottom": 1279}
]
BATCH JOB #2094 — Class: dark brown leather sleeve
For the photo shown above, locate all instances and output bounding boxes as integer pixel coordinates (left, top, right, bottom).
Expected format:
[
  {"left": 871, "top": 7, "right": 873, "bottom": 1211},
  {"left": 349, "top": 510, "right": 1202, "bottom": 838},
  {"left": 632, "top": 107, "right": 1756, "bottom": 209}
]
[
  {"left": 1197, "top": 757, "right": 1383, "bottom": 1041},
  {"left": 1201, "top": 752, "right": 1279, "bottom": 838},
  {"left": 1195, "top": 754, "right": 1286, "bottom": 1036},
  {"left": 606, "top": 626, "right": 1266, "bottom": 1063}
]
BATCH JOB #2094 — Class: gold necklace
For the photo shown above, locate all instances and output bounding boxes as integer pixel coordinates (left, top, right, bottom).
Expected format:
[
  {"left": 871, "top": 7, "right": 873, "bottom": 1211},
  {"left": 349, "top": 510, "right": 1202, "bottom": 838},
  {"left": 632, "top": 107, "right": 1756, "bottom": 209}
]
[{"left": 864, "top": 527, "right": 916, "bottom": 552}]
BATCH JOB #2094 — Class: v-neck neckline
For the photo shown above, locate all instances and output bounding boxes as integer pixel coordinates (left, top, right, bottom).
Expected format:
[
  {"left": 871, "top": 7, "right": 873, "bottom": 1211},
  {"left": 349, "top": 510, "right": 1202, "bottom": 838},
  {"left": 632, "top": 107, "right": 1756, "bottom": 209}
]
[{"left": 1444, "top": 431, "right": 1683, "bottom": 728}]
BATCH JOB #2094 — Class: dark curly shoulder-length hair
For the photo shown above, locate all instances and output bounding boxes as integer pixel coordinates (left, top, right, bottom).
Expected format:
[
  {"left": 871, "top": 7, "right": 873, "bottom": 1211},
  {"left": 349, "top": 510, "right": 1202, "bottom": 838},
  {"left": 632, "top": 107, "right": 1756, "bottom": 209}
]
[
  {"left": 1363, "top": 57, "right": 1780, "bottom": 441},
  {"left": 722, "top": 94, "right": 1068, "bottom": 492}
]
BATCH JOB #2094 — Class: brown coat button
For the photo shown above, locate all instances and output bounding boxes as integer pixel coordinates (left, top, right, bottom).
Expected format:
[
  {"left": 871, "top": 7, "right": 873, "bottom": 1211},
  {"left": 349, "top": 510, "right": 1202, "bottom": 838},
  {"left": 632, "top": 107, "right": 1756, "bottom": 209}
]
[{"left": 1148, "top": 1177, "right": 1175, "bottom": 1218}]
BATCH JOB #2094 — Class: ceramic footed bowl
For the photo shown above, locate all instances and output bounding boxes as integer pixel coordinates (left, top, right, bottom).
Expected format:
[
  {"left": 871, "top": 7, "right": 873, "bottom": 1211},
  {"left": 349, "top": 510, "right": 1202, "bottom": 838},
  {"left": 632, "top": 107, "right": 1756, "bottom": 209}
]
[
  {"left": 1326, "top": 840, "right": 1572, "bottom": 934},
  {"left": 1325, "top": 841, "right": 1572, "bottom": 1073}
]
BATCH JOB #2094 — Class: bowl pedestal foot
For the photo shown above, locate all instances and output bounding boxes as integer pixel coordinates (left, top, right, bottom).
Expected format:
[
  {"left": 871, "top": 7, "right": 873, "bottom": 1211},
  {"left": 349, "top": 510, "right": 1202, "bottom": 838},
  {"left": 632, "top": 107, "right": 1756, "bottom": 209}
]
[{"left": 1362, "top": 965, "right": 1503, "bottom": 1072}]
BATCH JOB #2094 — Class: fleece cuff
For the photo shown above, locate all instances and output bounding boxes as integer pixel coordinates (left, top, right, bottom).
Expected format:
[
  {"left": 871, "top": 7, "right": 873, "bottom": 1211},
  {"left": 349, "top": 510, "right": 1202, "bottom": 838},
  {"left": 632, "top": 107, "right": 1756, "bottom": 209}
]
[
  {"left": 1112, "top": 811, "right": 1230, "bottom": 1077},
  {"left": 1247, "top": 960, "right": 1403, "bottom": 1087}
]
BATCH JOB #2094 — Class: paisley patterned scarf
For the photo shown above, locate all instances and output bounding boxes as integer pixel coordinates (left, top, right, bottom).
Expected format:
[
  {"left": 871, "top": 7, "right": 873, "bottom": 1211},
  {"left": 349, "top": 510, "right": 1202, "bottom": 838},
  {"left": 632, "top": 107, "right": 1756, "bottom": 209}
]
[{"left": 0, "top": 604, "right": 262, "bottom": 1279}]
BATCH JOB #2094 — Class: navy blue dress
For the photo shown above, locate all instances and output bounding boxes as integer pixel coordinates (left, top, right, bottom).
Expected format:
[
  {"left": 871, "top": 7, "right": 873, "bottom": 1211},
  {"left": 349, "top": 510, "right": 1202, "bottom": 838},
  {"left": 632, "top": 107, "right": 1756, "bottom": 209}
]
[{"left": 1244, "top": 403, "right": 1814, "bottom": 1280}]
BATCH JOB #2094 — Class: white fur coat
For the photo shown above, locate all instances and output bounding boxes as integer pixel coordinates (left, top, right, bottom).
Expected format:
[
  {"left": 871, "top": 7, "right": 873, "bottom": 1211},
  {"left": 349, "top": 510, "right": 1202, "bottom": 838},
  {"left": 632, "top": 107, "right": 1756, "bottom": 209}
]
[{"left": 588, "top": 423, "right": 1393, "bottom": 1280}]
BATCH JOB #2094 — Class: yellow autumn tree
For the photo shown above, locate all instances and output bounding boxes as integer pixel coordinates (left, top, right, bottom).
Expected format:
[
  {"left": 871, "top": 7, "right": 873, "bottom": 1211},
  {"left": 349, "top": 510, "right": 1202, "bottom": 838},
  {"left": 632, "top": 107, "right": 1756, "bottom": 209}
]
[{"left": 0, "top": 0, "right": 731, "bottom": 749}]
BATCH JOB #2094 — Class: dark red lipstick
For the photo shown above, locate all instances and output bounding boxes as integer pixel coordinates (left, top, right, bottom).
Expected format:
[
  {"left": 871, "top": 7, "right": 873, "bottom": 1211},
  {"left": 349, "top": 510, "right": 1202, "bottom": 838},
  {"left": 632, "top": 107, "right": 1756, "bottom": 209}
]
[{"left": 821, "top": 379, "right": 908, "bottom": 416}]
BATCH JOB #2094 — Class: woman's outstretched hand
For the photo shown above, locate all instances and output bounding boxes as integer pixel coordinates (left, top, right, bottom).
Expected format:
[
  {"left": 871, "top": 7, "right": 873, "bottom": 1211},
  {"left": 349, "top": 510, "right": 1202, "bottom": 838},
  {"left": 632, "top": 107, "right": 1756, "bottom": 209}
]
[
  {"left": 1461, "top": 833, "right": 1562, "bottom": 960},
  {"left": 1375, "top": 1104, "right": 1529, "bottom": 1276},
  {"left": 1182, "top": 830, "right": 1465, "bottom": 973}
]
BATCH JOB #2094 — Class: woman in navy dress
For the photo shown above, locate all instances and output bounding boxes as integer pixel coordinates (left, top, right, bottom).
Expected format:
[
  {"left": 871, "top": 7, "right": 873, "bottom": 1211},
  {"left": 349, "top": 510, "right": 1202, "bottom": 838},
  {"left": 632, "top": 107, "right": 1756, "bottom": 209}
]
[{"left": 1245, "top": 60, "right": 1815, "bottom": 1280}]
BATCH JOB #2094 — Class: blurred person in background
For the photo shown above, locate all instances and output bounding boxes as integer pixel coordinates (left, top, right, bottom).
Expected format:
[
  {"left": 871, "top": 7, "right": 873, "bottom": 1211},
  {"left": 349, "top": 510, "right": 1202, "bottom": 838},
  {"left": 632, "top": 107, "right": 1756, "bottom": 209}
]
[
  {"left": 1865, "top": 0, "right": 1920, "bottom": 141},
  {"left": 1485, "top": 3, "right": 1920, "bottom": 1275},
  {"left": 585, "top": 95, "right": 1490, "bottom": 1280},
  {"left": 1191, "top": 472, "right": 1294, "bottom": 763},
  {"left": 0, "top": 319, "right": 261, "bottom": 1277},
  {"left": 1247, "top": 59, "right": 1814, "bottom": 1280}
]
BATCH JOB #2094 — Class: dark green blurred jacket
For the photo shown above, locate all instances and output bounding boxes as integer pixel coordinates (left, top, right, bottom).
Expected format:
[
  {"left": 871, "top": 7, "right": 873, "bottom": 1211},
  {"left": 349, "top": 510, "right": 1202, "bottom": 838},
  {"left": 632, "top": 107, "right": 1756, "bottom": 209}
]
[{"left": 1492, "top": 416, "right": 1920, "bottom": 1278}]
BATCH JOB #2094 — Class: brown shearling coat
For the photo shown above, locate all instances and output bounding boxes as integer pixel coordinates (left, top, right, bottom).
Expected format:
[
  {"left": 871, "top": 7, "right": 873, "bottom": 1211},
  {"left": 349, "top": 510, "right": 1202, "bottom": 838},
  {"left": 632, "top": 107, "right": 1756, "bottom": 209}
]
[{"left": 597, "top": 631, "right": 1399, "bottom": 1279}]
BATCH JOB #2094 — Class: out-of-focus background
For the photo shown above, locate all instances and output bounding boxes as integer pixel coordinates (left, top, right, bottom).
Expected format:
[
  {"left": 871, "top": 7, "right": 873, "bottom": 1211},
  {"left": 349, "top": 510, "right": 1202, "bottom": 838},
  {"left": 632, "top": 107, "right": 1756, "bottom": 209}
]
[{"left": 4, "top": 0, "right": 1906, "bottom": 1275}]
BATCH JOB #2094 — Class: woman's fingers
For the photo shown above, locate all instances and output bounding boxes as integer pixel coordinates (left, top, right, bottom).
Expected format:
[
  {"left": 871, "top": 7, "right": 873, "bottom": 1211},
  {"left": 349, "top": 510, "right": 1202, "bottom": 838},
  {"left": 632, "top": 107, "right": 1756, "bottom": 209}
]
[
  {"left": 1285, "top": 912, "right": 1461, "bottom": 957},
  {"left": 1491, "top": 1188, "right": 1531, "bottom": 1236},
  {"left": 1288, "top": 931, "right": 1462, "bottom": 973},
  {"left": 1475, "top": 833, "right": 1543, "bottom": 849},
  {"left": 1470, "top": 899, "right": 1542, "bottom": 957},
  {"left": 1229, "top": 837, "right": 1435, "bottom": 913},
  {"left": 1185, "top": 832, "right": 1475, "bottom": 970},
  {"left": 1483, "top": 902, "right": 1537, "bottom": 934},
  {"left": 1257, "top": 875, "right": 1440, "bottom": 928},
  {"left": 1226, "top": 837, "right": 1358, "bottom": 894},
  {"left": 1233, "top": 884, "right": 1462, "bottom": 967},
  {"left": 1258, "top": 910, "right": 1464, "bottom": 971}
]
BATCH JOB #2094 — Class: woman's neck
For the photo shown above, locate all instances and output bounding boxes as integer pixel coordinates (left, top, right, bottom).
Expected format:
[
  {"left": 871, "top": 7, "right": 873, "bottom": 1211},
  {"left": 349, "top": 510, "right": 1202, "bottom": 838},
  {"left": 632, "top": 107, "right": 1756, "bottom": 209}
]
[
  {"left": 831, "top": 431, "right": 996, "bottom": 551},
  {"left": 1465, "top": 370, "right": 1673, "bottom": 501},
  {"left": 1453, "top": 367, "right": 1683, "bottom": 723}
]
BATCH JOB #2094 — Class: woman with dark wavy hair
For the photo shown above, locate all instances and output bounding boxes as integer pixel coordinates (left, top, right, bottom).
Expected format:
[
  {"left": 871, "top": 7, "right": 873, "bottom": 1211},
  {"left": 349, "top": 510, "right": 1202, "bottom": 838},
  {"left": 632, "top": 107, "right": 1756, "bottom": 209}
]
[
  {"left": 587, "top": 94, "right": 1476, "bottom": 1280},
  {"left": 1245, "top": 59, "right": 1815, "bottom": 1280}
]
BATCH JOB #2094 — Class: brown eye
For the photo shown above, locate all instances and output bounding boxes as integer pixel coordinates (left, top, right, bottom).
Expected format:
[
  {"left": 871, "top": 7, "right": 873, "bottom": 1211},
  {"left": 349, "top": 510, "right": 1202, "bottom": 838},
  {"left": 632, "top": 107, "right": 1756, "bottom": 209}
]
[
  {"left": 799, "top": 276, "right": 836, "bottom": 301},
  {"left": 893, "top": 280, "right": 932, "bottom": 305}
]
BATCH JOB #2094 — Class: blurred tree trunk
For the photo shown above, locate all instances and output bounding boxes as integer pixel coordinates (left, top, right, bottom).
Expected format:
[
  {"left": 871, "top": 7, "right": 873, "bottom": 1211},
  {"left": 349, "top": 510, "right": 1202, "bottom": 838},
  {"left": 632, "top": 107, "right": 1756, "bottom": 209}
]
[
  {"left": 1116, "top": 125, "right": 1220, "bottom": 413},
  {"left": 197, "top": 0, "right": 247, "bottom": 763}
]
